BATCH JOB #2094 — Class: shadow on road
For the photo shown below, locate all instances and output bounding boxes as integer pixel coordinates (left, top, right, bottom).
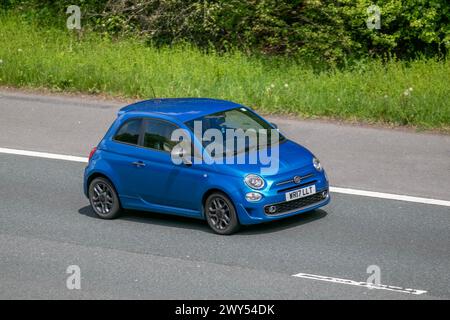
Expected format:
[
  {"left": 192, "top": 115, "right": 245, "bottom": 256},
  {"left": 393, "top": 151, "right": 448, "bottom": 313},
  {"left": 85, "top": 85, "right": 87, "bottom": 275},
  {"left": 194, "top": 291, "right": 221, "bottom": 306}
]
[
  {"left": 239, "top": 209, "right": 328, "bottom": 235},
  {"left": 78, "top": 205, "right": 328, "bottom": 235}
]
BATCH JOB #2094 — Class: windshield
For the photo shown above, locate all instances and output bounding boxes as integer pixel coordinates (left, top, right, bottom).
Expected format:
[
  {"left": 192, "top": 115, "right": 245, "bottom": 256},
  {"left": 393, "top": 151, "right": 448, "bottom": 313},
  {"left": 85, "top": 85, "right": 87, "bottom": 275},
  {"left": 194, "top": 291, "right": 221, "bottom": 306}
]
[{"left": 185, "top": 107, "right": 286, "bottom": 157}]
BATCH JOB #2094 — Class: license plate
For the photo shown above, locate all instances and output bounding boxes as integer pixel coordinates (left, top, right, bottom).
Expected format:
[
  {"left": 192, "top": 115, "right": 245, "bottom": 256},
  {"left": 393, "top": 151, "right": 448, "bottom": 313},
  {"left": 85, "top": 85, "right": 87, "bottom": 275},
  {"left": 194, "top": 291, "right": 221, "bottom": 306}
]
[{"left": 285, "top": 185, "right": 316, "bottom": 202}]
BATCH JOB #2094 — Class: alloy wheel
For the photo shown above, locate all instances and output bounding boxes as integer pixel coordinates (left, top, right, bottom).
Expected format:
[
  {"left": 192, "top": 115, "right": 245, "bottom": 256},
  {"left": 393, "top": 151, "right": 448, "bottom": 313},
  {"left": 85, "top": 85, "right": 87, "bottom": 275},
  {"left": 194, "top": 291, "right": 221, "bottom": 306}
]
[
  {"left": 91, "top": 182, "right": 114, "bottom": 215},
  {"left": 207, "top": 196, "right": 231, "bottom": 231}
]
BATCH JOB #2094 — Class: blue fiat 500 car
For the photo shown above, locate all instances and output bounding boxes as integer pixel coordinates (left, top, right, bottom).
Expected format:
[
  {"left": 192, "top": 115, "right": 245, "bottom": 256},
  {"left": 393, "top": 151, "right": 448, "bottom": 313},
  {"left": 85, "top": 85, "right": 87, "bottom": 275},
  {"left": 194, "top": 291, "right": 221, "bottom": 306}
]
[{"left": 84, "top": 98, "right": 330, "bottom": 234}]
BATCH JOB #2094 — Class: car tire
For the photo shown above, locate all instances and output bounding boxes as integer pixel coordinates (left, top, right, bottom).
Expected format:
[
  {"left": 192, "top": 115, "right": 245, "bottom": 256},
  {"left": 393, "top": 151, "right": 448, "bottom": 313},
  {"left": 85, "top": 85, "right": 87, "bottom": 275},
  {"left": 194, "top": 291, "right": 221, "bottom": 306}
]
[
  {"left": 204, "top": 192, "right": 240, "bottom": 235},
  {"left": 88, "top": 177, "right": 121, "bottom": 219}
]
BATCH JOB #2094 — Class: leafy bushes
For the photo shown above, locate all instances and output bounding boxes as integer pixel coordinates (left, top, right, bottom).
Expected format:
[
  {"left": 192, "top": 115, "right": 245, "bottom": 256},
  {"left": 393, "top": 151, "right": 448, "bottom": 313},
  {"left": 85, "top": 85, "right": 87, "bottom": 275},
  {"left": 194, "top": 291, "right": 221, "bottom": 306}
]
[
  {"left": 1, "top": 14, "right": 449, "bottom": 130},
  {"left": 2, "top": 0, "right": 449, "bottom": 65}
]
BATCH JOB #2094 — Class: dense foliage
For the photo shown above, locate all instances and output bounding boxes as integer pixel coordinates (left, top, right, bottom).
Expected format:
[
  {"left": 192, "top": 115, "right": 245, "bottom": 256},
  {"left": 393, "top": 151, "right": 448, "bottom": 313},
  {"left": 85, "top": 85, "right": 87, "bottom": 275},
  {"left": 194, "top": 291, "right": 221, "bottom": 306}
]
[{"left": 1, "top": 0, "right": 449, "bottom": 65}]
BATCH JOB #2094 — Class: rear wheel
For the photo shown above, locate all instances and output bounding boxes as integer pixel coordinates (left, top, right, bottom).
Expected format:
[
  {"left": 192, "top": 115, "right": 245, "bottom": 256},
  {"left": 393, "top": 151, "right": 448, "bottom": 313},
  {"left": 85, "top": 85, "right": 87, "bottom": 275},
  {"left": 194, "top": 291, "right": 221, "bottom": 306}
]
[
  {"left": 88, "top": 177, "right": 121, "bottom": 219},
  {"left": 204, "top": 193, "right": 240, "bottom": 235}
]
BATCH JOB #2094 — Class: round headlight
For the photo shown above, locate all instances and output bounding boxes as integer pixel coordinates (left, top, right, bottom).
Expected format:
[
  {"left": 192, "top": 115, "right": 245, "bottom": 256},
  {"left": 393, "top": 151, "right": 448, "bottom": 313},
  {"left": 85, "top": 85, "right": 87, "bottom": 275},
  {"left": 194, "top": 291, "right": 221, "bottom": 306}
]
[
  {"left": 244, "top": 174, "right": 265, "bottom": 190},
  {"left": 313, "top": 157, "right": 322, "bottom": 171}
]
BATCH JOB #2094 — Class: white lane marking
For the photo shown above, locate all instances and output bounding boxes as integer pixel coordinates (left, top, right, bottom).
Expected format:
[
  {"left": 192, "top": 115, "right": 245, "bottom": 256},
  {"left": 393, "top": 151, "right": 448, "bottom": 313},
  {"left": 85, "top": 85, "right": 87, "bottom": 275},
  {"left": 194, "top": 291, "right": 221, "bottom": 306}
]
[
  {"left": 330, "top": 186, "right": 450, "bottom": 207},
  {"left": 292, "top": 273, "right": 427, "bottom": 295},
  {"left": 0, "top": 147, "right": 88, "bottom": 163},
  {"left": 0, "top": 147, "right": 449, "bottom": 207}
]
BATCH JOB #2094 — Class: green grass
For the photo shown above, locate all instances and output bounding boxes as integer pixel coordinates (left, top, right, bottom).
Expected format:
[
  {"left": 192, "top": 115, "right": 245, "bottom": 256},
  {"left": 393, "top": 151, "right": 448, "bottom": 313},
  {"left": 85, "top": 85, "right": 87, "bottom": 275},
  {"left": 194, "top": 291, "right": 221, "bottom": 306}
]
[{"left": 1, "top": 14, "right": 449, "bottom": 130}]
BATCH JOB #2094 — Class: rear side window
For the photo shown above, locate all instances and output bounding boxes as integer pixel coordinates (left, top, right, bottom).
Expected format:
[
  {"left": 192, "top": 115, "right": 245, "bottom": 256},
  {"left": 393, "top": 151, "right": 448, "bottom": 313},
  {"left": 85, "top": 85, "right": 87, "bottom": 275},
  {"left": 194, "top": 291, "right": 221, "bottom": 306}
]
[
  {"left": 143, "top": 119, "right": 178, "bottom": 152},
  {"left": 114, "top": 119, "right": 142, "bottom": 145}
]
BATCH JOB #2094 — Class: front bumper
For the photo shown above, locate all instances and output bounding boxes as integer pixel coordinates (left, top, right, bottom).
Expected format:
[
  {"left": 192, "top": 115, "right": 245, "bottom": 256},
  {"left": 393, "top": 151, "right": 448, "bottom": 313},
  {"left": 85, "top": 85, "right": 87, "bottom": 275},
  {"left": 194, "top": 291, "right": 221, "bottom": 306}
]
[{"left": 263, "top": 188, "right": 329, "bottom": 216}]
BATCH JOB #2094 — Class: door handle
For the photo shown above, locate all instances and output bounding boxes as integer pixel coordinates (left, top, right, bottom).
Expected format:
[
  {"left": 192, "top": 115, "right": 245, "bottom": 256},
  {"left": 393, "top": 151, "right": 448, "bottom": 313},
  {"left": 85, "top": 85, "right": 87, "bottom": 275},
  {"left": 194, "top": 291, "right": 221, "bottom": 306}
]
[{"left": 132, "top": 161, "right": 146, "bottom": 168}]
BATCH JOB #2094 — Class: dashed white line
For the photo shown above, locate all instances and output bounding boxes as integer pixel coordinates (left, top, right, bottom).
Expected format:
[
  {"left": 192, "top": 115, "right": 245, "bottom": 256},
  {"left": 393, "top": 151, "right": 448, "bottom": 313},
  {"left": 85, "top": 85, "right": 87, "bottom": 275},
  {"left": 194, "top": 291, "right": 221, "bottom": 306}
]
[
  {"left": 0, "top": 146, "right": 449, "bottom": 207},
  {"left": 292, "top": 272, "right": 427, "bottom": 295}
]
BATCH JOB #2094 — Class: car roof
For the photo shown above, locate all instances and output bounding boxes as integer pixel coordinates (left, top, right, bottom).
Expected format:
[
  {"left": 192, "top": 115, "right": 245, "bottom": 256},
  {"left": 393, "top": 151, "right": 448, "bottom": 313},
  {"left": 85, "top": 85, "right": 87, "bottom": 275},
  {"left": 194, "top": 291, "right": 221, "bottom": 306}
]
[{"left": 118, "top": 98, "right": 243, "bottom": 122}]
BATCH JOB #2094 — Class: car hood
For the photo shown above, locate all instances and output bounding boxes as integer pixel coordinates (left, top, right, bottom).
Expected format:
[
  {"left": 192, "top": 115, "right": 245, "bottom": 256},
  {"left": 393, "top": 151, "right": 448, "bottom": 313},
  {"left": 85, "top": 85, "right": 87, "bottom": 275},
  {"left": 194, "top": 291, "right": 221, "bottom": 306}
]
[{"left": 218, "top": 140, "right": 314, "bottom": 178}]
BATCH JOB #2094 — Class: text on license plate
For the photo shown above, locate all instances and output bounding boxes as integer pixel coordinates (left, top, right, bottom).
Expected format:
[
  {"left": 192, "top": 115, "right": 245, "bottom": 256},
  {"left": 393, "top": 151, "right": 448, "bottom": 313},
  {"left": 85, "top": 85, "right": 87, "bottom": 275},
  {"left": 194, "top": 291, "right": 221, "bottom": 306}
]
[{"left": 285, "top": 185, "right": 316, "bottom": 201}]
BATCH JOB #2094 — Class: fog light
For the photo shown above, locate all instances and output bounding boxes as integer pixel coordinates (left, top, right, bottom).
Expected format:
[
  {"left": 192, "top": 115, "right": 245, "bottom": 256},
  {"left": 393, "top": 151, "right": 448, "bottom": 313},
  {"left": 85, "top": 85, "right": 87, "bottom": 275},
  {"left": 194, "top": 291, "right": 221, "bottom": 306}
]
[
  {"left": 321, "top": 190, "right": 328, "bottom": 199},
  {"left": 267, "top": 205, "right": 277, "bottom": 214},
  {"left": 245, "top": 192, "right": 263, "bottom": 202}
]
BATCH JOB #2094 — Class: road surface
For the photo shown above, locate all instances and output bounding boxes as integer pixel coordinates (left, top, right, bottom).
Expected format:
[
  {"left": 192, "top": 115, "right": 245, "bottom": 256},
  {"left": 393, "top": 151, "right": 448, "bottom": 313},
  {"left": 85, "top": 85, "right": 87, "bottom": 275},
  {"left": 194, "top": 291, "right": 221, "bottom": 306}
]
[{"left": 0, "top": 90, "right": 448, "bottom": 299}]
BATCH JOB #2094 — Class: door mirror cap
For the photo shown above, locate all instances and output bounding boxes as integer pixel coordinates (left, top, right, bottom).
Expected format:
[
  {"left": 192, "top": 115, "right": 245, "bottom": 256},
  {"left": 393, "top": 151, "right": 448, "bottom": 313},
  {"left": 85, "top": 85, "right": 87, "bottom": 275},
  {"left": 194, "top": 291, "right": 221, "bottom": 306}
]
[
  {"left": 182, "top": 157, "right": 192, "bottom": 166},
  {"left": 172, "top": 146, "right": 192, "bottom": 166}
]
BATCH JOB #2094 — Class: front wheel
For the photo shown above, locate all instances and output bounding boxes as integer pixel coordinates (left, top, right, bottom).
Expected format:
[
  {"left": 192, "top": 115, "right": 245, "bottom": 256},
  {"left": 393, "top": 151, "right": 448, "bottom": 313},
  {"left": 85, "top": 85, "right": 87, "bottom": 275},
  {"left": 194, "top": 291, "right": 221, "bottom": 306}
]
[
  {"left": 204, "top": 193, "right": 240, "bottom": 235},
  {"left": 88, "top": 177, "right": 121, "bottom": 219}
]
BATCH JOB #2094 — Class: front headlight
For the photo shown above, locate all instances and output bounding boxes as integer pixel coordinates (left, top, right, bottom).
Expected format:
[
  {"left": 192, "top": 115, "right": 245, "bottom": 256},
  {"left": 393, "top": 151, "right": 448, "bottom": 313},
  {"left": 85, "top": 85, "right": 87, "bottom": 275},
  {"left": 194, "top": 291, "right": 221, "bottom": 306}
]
[
  {"left": 245, "top": 192, "right": 263, "bottom": 202},
  {"left": 244, "top": 174, "right": 265, "bottom": 190},
  {"left": 313, "top": 157, "right": 323, "bottom": 171}
]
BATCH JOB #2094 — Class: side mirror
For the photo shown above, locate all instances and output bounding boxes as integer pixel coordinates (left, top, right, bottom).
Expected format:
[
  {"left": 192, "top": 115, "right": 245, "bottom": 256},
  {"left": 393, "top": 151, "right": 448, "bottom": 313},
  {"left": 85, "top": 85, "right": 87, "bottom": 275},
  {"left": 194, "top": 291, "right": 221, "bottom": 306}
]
[
  {"left": 270, "top": 122, "right": 278, "bottom": 129},
  {"left": 171, "top": 146, "right": 192, "bottom": 166},
  {"left": 182, "top": 156, "right": 193, "bottom": 166}
]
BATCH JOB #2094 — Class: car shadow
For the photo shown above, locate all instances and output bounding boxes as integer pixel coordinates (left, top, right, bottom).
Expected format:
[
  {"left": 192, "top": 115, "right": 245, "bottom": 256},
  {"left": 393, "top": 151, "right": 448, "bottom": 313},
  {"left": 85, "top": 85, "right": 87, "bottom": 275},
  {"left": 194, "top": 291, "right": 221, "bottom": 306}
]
[
  {"left": 238, "top": 209, "right": 328, "bottom": 235},
  {"left": 78, "top": 205, "right": 211, "bottom": 233},
  {"left": 78, "top": 206, "right": 328, "bottom": 235}
]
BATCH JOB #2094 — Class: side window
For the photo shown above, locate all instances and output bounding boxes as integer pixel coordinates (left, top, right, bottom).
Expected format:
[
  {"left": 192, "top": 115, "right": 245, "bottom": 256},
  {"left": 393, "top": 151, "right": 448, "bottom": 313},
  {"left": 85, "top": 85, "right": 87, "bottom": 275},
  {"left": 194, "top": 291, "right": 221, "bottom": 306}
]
[
  {"left": 114, "top": 119, "right": 142, "bottom": 145},
  {"left": 143, "top": 119, "right": 178, "bottom": 152}
]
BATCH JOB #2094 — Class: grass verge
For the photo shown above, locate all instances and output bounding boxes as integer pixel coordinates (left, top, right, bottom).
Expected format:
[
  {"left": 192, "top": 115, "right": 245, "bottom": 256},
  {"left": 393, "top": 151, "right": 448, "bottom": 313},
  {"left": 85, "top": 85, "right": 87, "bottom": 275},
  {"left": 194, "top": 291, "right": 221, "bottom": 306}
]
[{"left": 0, "top": 14, "right": 449, "bottom": 131}]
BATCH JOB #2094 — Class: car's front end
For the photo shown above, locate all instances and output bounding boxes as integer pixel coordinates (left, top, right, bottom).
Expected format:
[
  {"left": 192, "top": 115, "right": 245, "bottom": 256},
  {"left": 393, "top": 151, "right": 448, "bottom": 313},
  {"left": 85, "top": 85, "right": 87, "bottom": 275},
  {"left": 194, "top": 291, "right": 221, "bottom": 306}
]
[
  {"left": 235, "top": 166, "right": 329, "bottom": 225},
  {"left": 220, "top": 145, "right": 330, "bottom": 225},
  {"left": 185, "top": 106, "right": 331, "bottom": 226}
]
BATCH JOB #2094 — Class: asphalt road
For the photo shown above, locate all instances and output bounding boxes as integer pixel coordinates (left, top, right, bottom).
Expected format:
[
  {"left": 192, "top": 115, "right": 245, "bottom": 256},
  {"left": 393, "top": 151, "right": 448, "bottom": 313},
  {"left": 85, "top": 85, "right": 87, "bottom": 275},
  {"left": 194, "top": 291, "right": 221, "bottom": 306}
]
[
  {"left": 1, "top": 90, "right": 449, "bottom": 199},
  {"left": 0, "top": 89, "right": 449, "bottom": 299}
]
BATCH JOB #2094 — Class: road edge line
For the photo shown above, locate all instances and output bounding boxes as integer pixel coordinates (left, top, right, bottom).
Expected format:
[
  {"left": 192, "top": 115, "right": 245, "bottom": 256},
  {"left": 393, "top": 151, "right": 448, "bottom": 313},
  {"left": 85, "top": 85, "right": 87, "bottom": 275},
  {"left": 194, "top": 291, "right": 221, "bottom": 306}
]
[
  {"left": 0, "top": 147, "right": 88, "bottom": 163},
  {"left": 330, "top": 186, "right": 450, "bottom": 207},
  {"left": 1, "top": 147, "right": 449, "bottom": 207}
]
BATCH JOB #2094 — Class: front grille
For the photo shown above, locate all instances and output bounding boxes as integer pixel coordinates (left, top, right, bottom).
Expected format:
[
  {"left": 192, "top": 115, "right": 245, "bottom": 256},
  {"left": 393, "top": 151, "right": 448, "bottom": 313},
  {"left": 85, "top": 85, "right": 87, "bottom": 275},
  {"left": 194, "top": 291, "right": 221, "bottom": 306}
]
[
  {"left": 277, "top": 180, "right": 318, "bottom": 193},
  {"left": 264, "top": 190, "right": 328, "bottom": 215},
  {"left": 276, "top": 173, "right": 315, "bottom": 186}
]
